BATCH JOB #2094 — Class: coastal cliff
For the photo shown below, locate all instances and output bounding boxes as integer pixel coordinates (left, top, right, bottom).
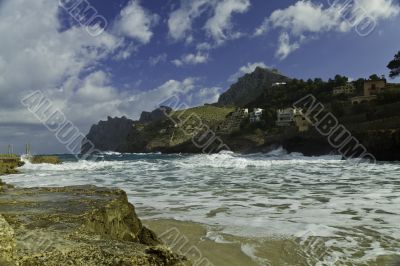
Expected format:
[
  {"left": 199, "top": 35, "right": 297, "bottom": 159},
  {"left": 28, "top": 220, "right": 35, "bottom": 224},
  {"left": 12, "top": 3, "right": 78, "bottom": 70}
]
[
  {"left": 82, "top": 116, "right": 134, "bottom": 153},
  {"left": 82, "top": 109, "right": 400, "bottom": 160},
  {"left": 0, "top": 183, "right": 188, "bottom": 265},
  {"left": 82, "top": 67, "right": 400, "bottom": 161}
]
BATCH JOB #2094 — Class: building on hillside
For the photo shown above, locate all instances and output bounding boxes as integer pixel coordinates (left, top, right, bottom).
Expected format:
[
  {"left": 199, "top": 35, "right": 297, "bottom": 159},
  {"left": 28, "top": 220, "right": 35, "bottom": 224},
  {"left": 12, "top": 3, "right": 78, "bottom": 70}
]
[
  {"left": 276, "top": 108, "right": 294, "bottom": 126},
  {"left": 293, "top": 109, "right": 310, "bottom": 132},
  {"left": 351, "top": 79, "right": 386, "bottom": 104},
  {"left": 272, "top": 82, "right": 287, "bottom": 87},
  {"left": 333, "top": 84, "right": 355, "bottom": 95},
  {"left": 250, "top": 108, "right": 264, "bottom": 123},
  {"left": 235, "top": 108, "right": 249, "bottom": 118},
  {"left": 277, "top": 108, "right": 310, "bottom": 132},
  {"left": 364, "top": 79, "right": 386, "bottom": 96}
]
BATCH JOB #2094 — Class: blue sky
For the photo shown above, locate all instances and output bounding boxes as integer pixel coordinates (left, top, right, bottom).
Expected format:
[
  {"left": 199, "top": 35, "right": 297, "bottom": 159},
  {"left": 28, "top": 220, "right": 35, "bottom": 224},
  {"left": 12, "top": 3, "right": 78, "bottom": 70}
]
[{"left": 0, "top": 0, "right": 400, "bottom": 153}]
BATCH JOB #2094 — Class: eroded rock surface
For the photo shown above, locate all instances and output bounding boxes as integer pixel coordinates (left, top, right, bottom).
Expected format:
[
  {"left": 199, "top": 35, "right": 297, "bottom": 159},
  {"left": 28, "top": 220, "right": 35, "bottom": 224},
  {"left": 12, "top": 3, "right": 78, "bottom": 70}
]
[{"left": 0, "top": 185, "right": 189, "bottom": 265}]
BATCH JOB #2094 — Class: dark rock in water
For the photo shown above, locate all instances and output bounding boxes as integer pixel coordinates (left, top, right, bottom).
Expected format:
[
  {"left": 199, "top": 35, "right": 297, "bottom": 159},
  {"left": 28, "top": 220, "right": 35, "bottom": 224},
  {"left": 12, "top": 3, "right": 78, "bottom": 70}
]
[
  {"left": 82, "top": 116, "right": 134, "bottom": 153},
  {"left": 139, "top": 106, "right": 172, "bottom": 124},
  {"left": 0, "top": 184, "right": 189, "bottom": 265},
  {"left": 217, "top": 67, "right": 290, "bottom": 107},
  {"left": 354, "top": 129, "right": 400, "bottom": 161}
]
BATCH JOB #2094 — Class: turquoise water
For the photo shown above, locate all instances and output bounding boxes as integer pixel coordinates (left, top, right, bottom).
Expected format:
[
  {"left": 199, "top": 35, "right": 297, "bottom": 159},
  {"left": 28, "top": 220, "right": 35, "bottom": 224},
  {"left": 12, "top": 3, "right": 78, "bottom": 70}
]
[{"left": 3, "top": 150, "right": 400, "bottom": 265}]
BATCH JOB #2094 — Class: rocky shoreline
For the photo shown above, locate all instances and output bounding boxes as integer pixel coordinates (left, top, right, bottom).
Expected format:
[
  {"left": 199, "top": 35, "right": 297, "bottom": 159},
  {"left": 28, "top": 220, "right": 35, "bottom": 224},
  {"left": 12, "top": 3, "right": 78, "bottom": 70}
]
[{"left": 0, "top": 173, "right": 189, "bottom": 265}]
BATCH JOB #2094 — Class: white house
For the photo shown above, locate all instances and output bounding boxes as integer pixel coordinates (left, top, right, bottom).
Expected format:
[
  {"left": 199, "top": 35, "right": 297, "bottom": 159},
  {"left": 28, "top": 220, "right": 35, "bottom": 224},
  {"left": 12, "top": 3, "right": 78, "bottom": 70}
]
[
  {"left": 333, "top": 84, "right": 355, "bottom": 95},
  {"left": 272, "top": 82, "right": 287, "bottom": 87},
  {"left": 250, "top": 108, "right": 264, "bottom": 123}
]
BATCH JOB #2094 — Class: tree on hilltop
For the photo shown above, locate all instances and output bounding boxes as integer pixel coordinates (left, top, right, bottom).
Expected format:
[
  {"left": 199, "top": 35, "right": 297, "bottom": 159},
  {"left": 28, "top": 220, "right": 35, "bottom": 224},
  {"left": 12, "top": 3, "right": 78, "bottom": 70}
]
[
  {"left": 387, "top": 51, "right": 400, "bottom": 78},
  {"left": 369, "top": 74, "right": 380, "bottom": 81}
]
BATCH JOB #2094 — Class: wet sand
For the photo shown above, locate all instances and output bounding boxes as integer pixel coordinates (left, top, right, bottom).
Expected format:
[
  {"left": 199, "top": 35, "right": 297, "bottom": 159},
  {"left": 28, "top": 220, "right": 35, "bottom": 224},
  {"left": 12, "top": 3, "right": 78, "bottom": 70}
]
[
  {"left": 144, "top": 219, "right": 308, "bottom": 266},
  {"left": 144, "top": 219, "right": 400, "bottom": 266}
]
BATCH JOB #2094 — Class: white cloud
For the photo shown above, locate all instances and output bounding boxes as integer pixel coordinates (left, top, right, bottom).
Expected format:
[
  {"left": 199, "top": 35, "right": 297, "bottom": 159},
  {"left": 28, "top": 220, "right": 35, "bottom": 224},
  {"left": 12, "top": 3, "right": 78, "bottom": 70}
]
[
  {"left": 168, "top": 0, "right": 250, "bottom": 45},
  {"left": 168, "top": 0, "right": 212, "bottom": 42},
  {"left": 172, "top": 52, "right": 209, "bottom": 66},
  {"left": 276, "top": 32, "right": 300, "bottom": 60},
  {"left": 113, "top": 0, "right": 159, "bottom": 44},
  {"left": 254, "top": 19, "right": 269, "bottom": 36},
  {"left": 149, "top": 53, "right": 168, "bottom": 66},
  {"left": 75, "top": 71, "right": 117, "bottom": 103},
  {"left": 118, "top": 78, "right": 222, "bottom": 117},
  {"left": 196, "top": 42, "right": 212, "bottom": 50},
  {"left": 195, "top": 87, "right": 223, "bottom": 104},
  {"left": 204, "top": 0, "right": 250, "bottom": 44},
  {"left": 255, "top": 0, "right": 400, "bottom": 59},
  {"left": 269, "top": 1, "right": 341, "bottom": 36},
  {"left": 354, "top": 0, "right": 400, "bottom": 20},
  {"left": 228, "top": 62, "right": 268, "bottom": 82},
  {"left": 0, "top": 0, "right": 222, "bottom": 153},
  {"left": 0, "top": 0, "right": 122, "bottom": 117}
]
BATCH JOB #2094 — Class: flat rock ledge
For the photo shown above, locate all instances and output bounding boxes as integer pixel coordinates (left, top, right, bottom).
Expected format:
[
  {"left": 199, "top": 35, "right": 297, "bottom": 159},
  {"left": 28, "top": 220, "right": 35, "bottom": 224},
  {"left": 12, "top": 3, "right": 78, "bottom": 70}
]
[{"left": 0, "top": 183, "right": 189, "bottom": 266}]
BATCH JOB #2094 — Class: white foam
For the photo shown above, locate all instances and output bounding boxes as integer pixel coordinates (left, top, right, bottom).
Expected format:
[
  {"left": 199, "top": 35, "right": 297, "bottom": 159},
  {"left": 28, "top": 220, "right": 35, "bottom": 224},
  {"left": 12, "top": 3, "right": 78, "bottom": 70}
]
[
  {"left": 3, "top": 151, "right": 399, "bottom": 264},
  {"left": 241, "top": 244, "right": 271, "bottom": 266}
]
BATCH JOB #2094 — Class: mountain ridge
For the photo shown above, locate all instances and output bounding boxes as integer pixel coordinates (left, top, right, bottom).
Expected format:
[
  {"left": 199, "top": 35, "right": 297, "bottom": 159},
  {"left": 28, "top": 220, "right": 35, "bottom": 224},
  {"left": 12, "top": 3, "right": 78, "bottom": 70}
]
[{"left": 217, "top": 67, "right": 290, "bottom": 106}]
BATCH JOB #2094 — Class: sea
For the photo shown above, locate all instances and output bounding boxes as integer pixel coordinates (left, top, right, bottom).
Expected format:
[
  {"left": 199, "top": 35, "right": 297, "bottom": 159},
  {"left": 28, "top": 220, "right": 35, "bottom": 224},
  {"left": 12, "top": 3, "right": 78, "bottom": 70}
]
[{"left": 2, "top": 149, "right": 400, "bottom": 266}]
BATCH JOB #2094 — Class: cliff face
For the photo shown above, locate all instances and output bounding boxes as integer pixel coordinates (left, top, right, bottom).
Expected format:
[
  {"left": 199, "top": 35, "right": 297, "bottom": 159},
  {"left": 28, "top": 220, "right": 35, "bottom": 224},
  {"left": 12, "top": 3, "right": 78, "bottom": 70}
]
[
  {"left": 82, "top": 116, "right": 134, "bottom": 153},
  {"left": 139, "top": 106, "right": 172, "bottom": 124},
  {"left": 0, "top": 184, "right": 188, "bottom": 265},
  {"left": 217, "top": 67, "right": 290, "bottom": 107}
]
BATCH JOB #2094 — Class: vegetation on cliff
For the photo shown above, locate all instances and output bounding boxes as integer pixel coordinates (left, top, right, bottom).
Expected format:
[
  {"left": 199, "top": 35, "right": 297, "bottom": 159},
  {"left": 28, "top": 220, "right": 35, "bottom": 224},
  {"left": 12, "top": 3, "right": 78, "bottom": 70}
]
[
  {"left": 118, "top": 106, "right": 234, "bottom": 153},
  {"left": 29, "top": 156, "right": 62, "bottom": 165},
  {"left": 0, "top": 156, "right": 23, "bottom": 176}
]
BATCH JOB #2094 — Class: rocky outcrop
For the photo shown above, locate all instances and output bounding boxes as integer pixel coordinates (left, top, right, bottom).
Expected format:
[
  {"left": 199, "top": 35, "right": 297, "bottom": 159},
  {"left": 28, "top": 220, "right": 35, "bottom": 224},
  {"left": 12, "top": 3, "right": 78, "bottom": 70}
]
[
  {"left": 0, "top": 184, "right": 189, "bottom": 265},
  {"left": 0, "top": 157, "right": 24, "bottom": 176},
  {"left": 82, "top": 116, "right": 134, "bottom": 153},
  {"left": 29, "top": 156, "right": 62, "bottom": 165},
  {"left": 0, "top": 214, "right": 15, "bottom": 265},
  {"left": 218, "top": 67, "right": 290, "bottom": 107},
  {"left": 354, "top": 129, "right": 400, "bottom": 161},
  {"left": 139, "top": 106, "right": 172, "bottom": 124}
]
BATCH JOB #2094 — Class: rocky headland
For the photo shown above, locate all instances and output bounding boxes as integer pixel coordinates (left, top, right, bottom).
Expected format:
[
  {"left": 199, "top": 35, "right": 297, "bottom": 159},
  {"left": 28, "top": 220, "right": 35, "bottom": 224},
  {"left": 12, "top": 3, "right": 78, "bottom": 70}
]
[
  {"left": 82, "top": 67, "right": 400, "bottom": 161},
  {"left": 82, "top": 116, "right": 135, "bottom": 154}
]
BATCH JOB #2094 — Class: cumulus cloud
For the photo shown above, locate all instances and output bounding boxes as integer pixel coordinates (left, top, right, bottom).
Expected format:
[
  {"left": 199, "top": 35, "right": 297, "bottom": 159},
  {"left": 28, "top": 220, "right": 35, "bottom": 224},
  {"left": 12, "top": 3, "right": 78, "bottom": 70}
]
[
  {"left": 269, "top": 1, "right": 341, "bottom": 36},
  {"left": 228, "top": 62, "right": 268, "bottom": 82},
  {"left": 118, "top": 78, "right": 222, "bottom": 117},
  {"left": 0, "top": 0, "right": 122, "bottom": 118},
  {"left": 113, "top": 0, "right": 159, "bottom": 44},
  {"left": 168, "top": 0, "right": 211, "bottom": 42},
  {"left": 0, "top": 0, "right": 216, "bottom": 153},
  {"left": 172, "top": 52, "right": 209, "bottom": 66},
  {"left": 168, "top": 0, "right": 250, "bottom": 45},
  {"left": 204, "top": 0, "right": 250, "bottom": 44},
  {"left": 255, "top": 0, "right": 400, "bottom": 59},
  {"left": 276, "top": 32, "right": 301, "bottom": 60}
]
